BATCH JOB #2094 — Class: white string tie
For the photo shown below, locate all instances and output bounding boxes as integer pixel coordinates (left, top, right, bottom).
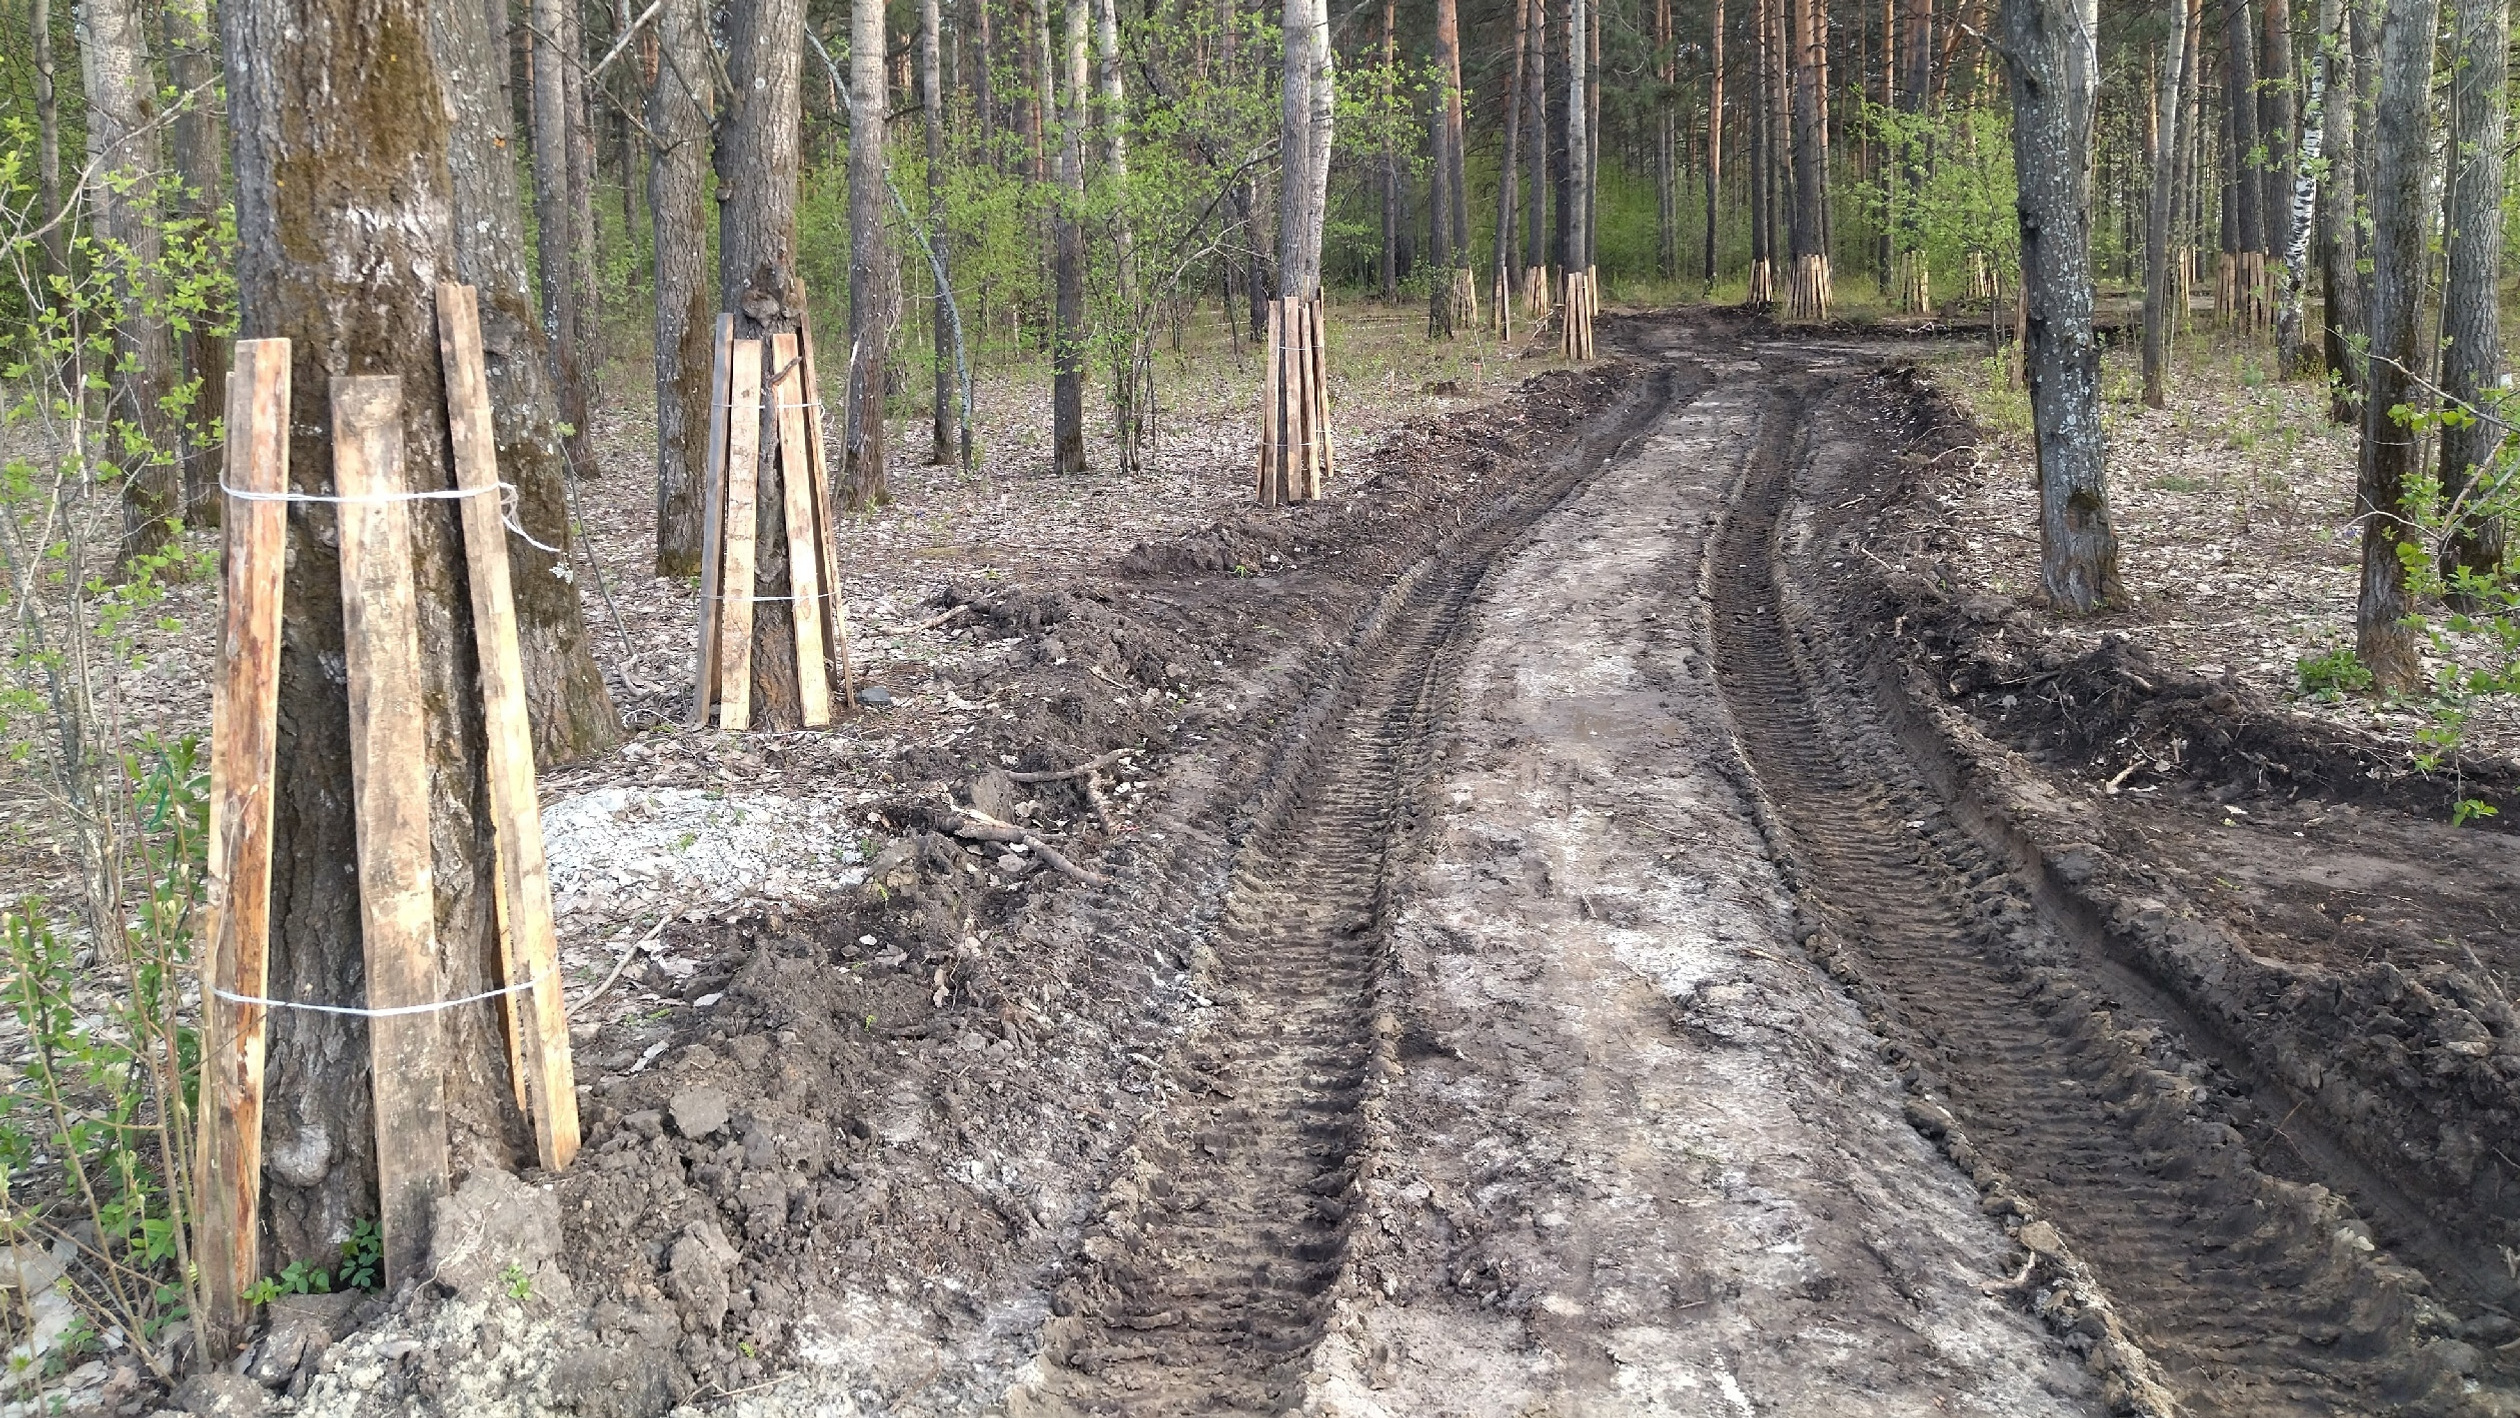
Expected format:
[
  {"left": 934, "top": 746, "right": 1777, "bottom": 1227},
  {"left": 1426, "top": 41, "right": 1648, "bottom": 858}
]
[
  {"left": 220, "top": 479, "right": 570, "bottom": 560},
  {"left": 212, "top": 971, "right": 547, "bottom": 1019}
]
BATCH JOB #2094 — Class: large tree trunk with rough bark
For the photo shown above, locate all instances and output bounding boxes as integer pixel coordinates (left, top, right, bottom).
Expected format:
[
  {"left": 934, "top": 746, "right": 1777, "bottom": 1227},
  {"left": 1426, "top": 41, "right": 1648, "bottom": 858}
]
[
  {"left": 1784, "top": 0, "right": 1830, "bottom": 317},
  {"left": 2222, "top": 0, "right": 2266, "bottom": 312},
  {"left": 1277, "top": 0, "right": 1331, "bottom": 297},
  {"left": 1565, "top": 0, "right": 1591, "bottom": 280},
  {"left": 1524, "top": 0, "right": 1549, "bottom": 273},
  {"left": 718, "top": 0, "right": 810, "bottom": 723},
  {"left": 2354, "top": 0, "right": 2437, "bottom": 688},
  {"left": 1704, "top": 0, "right": 1725, "bottom": 288},
  {"left": 2001, "top": 0, "right": 2120, "bottom": 611},
  {"left": 224, "top": 0, "right": 603, "bottom": 1269},
  {"left": 530, "top": 0, "right": 588, "bottom": 481},
  {"left": 83, "top": 0, "right": 179, "bottom": 568},
  {"left": 1051, "top": 0, "right": 1088, "bottom": 472},
  {"left": 1654, "top": 0, "right": 1676, "bottom": 279},
  {"left": 1428, "top": 0, "right": 1472, "bottom": 336},
  {"left": 2259, "top": 0, "right": 2297, "bottom": 264},
  {"left": 649, "top": 0, "right": 713, "bottom": 574},
  {"left": 1498, "top": 0, "right": 1530, "bottom": 304},
  {"left": 846, "top": 0, "right": 898, "bottom": 498},
  {"left": 2437, "top": 0, "right": 2506, "bottom": 597},
  {"left": 164, "top": 0, "right": 227, "bottom": 523},
  {"left": 2318, "top": 0, "right": 2363, "bottom": 420},
  {"left": 2142, "top": 4, "right": 2188, "bottom": 408}
]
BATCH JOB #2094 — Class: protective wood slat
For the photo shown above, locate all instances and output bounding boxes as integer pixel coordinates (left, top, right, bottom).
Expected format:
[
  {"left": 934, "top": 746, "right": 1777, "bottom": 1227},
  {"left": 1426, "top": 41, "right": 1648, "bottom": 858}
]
[
  {"left": 329, "top": 374, "right": 450, "bottom": 1289},
  {"left": 434, "top": 281, "right": 580, "bottom": 1172},
  {"left": 688, "top": 314, "right": 736, "bottom": 726},
  {"left": 195, "top": 335, "right": 290, "bottom": 1362},
  {"left": 716, "top": 340, "right": 766, "bottom": 732},
  {"left": 792, "top": 289, "right": 856, "bottom": 707},
  {"left": 1259, "top": 298, "right": 1282, "bottom": 503},
  {"left": 770, "top": 331, "right": 832, "bottom": 725}
]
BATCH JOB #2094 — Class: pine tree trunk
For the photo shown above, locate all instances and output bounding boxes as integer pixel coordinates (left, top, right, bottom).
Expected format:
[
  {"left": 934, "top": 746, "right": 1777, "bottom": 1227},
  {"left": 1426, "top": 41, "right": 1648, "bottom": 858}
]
[
  {"left": 223, "top": 0, "right": 575, "bottom": 1273},
  {"left": 1428, "top": 0, "right": 1469, "bottom": 336},
  {"left": 924, "top": 0, "right": 962, "bottom": 465},
  {"left": 1786, "top": 0, "right": 1831, "bottom": 317},
  {"left": 1277, "top": 0, "right": 1332, "bottom": 297},
  {"left": 2318, "top": 0, "right": 2364, "bottom": 419},
  {"left": 164, "top": 0, "right": 227, "bottom": 523},
  {"left": 1498, "top": 0, "right": 1530, "bottom": 304},
  {"left": 2142, "top": 5, "right": 2188, "bottom": 407},
  {"left": 1052, "top": 0, "right": 1088, "bottom": 472},
  {"left": 2001, "top": 0, "right": 2120, "bottom": 611},
  {"left": 2222, "top": 0, "right": 2265, "bottom": 315},
  {"left": 1525, "top": 0, "right": 1550, "bottom": 272},
  {"left": 1566, "top": 0, "right": 1591, "bottom": 280},
  {"left": 1379, "top": 0, "right": 1398, "bottom": 300},
  {"left": 2259, "top": 0, "right": 2297, "bottom": 264},
  {"left": 718, "top": 0, "right": 809, "bottom": 724},
  {"left": 848, "top": 0, "right": 900, "bottom": 496},
  {"left": 2355, "top": 0, "right": 2436, "bottom": 688},
  {"left": 1550, "top": 0, "right": 1572, "bottom": 271},
  {"left": 83, "top": 0, "right": 179, "bottom": 568},
  {"left": 2437, "top": 0, "right": 2506, "bottom": 596},
  {"left": 1749, "top": 0, "right": 1772, "bottom": 299},
  {"left": 649, "top": 0, "right": 713, "bottom": 574},
  {"left": 1704, "top": 0, "right": 1725, "bottom": 288},
  {"left": 1655, "top": 0, "right": 1677, "bottom": 279}
]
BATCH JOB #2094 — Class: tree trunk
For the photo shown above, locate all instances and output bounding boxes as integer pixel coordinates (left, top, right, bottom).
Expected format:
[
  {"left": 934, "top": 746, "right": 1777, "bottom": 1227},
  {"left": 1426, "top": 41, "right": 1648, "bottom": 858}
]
[
  {"left": 164, "top": 0, "right": 228, "bottom": 523},
  {"left": 436, "top": 0, "right": 624, "bottom": 767},
  {"left": 1277, "top": 0, "right": 1332, "bottom": 297},
  {"left": 2437, "top": 0, "right": 2506, "bottom": 596},
  {"left": 847, "top": 0, "right": 899, "bottom": 497},
  {"left": 563, "top": 0, "right": 601, "bottom": 378},
  {"left": 1428, "top": 0, "right": 1470, "bottom": 335},
  {"left": 529, "top": 0, "right": 588, "bottom": 483},
  {"left": 2001, "top": 0, "right": 2120, "bottom": 611},
  {"left": 1655, "top": 0, "right": 1677, "bottom": 279},
  {"left": 2222, "top": 0, "right": 2265, "bottom": 314},
  {"left": 1379, "top": 0, "right": 1397, "bottom": 300},
  {"left": 2260, "top": 0, "right": 2297, "bottom": 265},
  {"left": 2142, "top": 3, "right": 2188, "bottom": 407},
  {"left": 83, "top": 0, "right": 179, "bottom": 569},
  {"left": 649, "top": 0, "right": 713, "bottom": 574},
  {"left": 1704, "top": 0, "right": 1725, "bottom": 288},
  {"left": 1498, "top": 0, "right": 1530, "bottom": 303},
  {"left": 718, "top": 0, "right": 809, "bottom": 724},
  {"left": 1785, "top": 0, "right": 1830, "bottom": 317},
  {"left": 1566, "top": 0, "right": 1591, "bottom": 280},
  {"left": 223, "top": 0, "right": 562, "bottom": 1272},
  {"left": 2273, "top": 31, "right": 2326, "bottom": 375},
  {"left": 1051, "top": 0, "right": 1088, "bottom": 471},
  {"left": 1550, "top": 0, "right": 1572, "bottom": 271},
  {"left": 2354, "top": 0, "right": 2437, "bottom": 688},
  {"left": 2319, "top": 0, "right": 2363, "bottom": 420},
  {"left": 925, "top": 0, "right": 962, "bottom": 465},
  {"left": 1525, "top": 0, "right": 1549, "bottom": 273},
  {"left": 31, "top": 0, "right": 65, "bottom": 281}
]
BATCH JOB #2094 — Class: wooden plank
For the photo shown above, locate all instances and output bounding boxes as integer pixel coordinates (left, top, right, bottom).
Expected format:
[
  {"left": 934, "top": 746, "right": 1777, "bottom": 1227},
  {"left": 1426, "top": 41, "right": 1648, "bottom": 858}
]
[
  {"left": 1311, "top": 297, "right": 1335, "bottom": 490},
  {"left": 194, "top": 336, "right": 289, "bottom": 1363},
  {"left": 716, "top": 340, "right": 766, "bottom": 731},
  {"left": 1292, "top": 298, "right": 1315, "bottom": 500},
  {"left": 770, "top": 332, "right": 832, "bottom": 725},
  {"left": 1304, "top": 298, "right": 1330, "bottom": 498},
  {"left": 792, "top": 294, "right": 856, "bottom": 707},
  {"left": 689, "top": 314, "right": 736, "bottom": 726},
  {"left": 1258, "top": 298, "right": 1281, "bottom": 503},
  {"left": 434, "top": 282, "right": 580, "bottom": 1173},
  {"left": 329, "top": 374, "right": 450, "bottom": 1290},
  {"left": 1276, "top": 298, "right": 1297, "bottom": 504}
]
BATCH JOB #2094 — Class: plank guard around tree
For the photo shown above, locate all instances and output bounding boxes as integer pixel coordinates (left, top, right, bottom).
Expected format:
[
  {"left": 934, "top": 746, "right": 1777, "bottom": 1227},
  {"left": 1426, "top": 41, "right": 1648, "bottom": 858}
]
[
  {"left": 1257, "top": 294, "right": 1332, "bottom": 505},
  {"left": 329, "top": 374, "right": 451, "bottom": 1289},
  {"left": 434, "top": 282, "right": 581, "bottom": 1171},
  {"left": 195, "top": 336, "right": 289, "bottom": 1363},
  {"left": 688, "top": 314, "right": 736, "bottom": 726}
]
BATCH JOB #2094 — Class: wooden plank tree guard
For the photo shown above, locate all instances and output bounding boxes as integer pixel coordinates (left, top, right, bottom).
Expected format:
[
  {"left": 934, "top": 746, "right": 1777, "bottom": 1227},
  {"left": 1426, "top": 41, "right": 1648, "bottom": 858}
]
[
  {"left": 687, "top": 291, "right": 857, "bottom": 729},
  {"left": 1257, "top": 294, "right": 1333, "bottom": 506},
  {"left": 329, "top": 375, "right": 450, "bottom": 1292},
  {"left": 1560, "top": 267, "right": 1598, "bottom": 361},
  {"left": 195, "top": 337, "right": 289, "bottom": 1364}
]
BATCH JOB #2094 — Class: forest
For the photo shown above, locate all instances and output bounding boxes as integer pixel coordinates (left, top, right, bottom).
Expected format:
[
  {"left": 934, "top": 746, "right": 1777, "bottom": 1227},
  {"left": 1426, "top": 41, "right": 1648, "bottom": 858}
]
[{"left": 0, "top": 0, "right": 2517, "bottom": 1405}]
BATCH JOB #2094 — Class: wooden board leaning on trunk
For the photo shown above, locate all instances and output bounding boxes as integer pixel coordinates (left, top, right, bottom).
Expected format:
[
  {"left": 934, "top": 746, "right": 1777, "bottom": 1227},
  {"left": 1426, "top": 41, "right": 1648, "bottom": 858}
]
[
  {"left": 195, "top": 336, "right": 289, "bottom": 1363},
  {"left": 1256, "top": 295, "right": 1333, "bottom": 506},
  {"left": 792, "top": 283, "right": 857, "bottom": 709},
  {"left": 688, "top": 315, "right": 736, "bottom": 726},
  {"left": 769, "top": 330, "right": 832, "bottom": 726},
  {"left": 716, "top": 340, "right": 766, "bottom": 732},
  {"left": 435, "top": 282, "right": 580, "bottom": 1172},
  {"left": 328, "top": 374, "right": 451, "bottom": 1291}
]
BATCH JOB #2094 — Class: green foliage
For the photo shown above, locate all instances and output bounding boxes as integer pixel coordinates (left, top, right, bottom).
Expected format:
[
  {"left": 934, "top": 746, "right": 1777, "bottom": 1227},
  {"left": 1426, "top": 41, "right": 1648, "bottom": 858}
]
[
  {"left": 1860, "top": 101, "right": 2020, "bottom": 308},
  {"left": 2296, "top": 643, "right": 2375, "bottom": 698}
]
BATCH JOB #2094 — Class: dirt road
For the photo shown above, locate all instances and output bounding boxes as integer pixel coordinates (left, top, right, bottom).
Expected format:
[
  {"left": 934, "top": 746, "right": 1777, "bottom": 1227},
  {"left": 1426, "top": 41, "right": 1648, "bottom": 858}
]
[{"left": 286, "top": 319, "right": 2518, "bottom": 1418}]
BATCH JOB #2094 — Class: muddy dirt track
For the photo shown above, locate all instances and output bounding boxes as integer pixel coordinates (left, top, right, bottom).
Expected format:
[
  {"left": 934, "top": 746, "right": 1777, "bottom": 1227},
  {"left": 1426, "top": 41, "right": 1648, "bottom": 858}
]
[{"left": 281, "top": 315, "right": 2520, "bottom": 1418}]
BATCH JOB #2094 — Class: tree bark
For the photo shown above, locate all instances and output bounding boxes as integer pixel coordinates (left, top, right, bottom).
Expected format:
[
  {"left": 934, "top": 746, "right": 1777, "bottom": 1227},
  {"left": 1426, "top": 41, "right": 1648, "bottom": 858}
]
[
  {"left": 83, "top": 0, "right": 180, "bottom": 569},
  {"left": 223, "top": 0, "right": 573, "bottom": 1269},
  {"left": 1566, "top": 0, "right": 1591, "bottom": 278},
  {"left": 2142, "top": 3, "right": 2188, "bottom": 407},
  {"left": 164, "top": 0, "right": 228, "bottom": 523},
  {"left": 649, "top": 0, "right": 713, "bottom": 574},
  {"left": 846, "top": 0, "right": 898, "bottom": 499},
  {"left": 1704, "top": 0, "right": 1725, "bottom": 288},
  {"left": 2354, "top": 0, "right": 2438, "bottom": 688},
  {"left": 1276, "top": 0, "right": 1332, "bottom": 297},
  {"left": 1524, "top": 0, "right": 1550, "bottom": 273},
  {"left": 529, "top": 0, "right": 589, "bottom": 482},
  {"left": 1750, "top": 0, "right": 1772, "bottom": 299},
  {"left": 2259, "top": 0, "right": 2297, "bottom": 263},
  {"left": 2437, "top": 0, "right": 2506, "bottom": 595},
  {"left": 2222, "top": 0, "right": 2265, "bottom": 299},
  {"left": 2318, "top": 0, "right": 2363, "bottom": 419},
  {"left": 719, "top": 0, "right": 809, "bottom": 723},
  {"left": 1655, "top": 0, "right": 1677, "bottom": 279},
  {"left": 31, "top": 0, "right": 65, "bottom": 281},
  {"left": 924, "top": 0, "right": 962, "bottom": 465},
  {"left": 1428, "top": 0, "right": 1470, "bottom": 334},
  {"left": 2273, "top": 28, "right": 2326, "bottom": 375},
  {"left": 2001, "top": 0, "right": 2120, "bottom": 611},
  {"left": 1498, "top": 0, "right": 1530, "bottom": 301},
  {"left": 1550, "top": 0, "right": 1572, "bottom": 271},
  {"left": 1785, "top": 0, "right": 1831, "bottom": 317},
  {"left": 1051, "top": 0, "right": 1088, "bottom": 471},
  {"left": 1379, "top": 0, "right": 1397, "bottom": 300},
  {"left": 563, "top": 0, "right": 601, "bottom": 373}
]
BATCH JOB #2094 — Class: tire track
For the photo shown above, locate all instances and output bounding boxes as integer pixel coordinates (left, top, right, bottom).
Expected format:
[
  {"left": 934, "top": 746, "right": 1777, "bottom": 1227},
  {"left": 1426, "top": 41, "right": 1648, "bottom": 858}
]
[
  {"left": 1707, "top": 358, "right": 2480, "bottom": 1417},
  {"left": 1016, "top": 366, "right": 1687, "bottom": 1416}
]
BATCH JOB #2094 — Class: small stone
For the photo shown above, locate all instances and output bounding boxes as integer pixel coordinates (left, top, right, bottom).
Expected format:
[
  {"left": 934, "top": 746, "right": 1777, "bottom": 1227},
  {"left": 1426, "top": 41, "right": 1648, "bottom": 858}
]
[
  {"left": 174, "top": 1371, "right": 272, "bottom": 1417},
  {"left": 0, "top": 1242, "right": 66, "bottom": 1294},
  {"left": 855, "top": 685, "right": 894, "bottom": 708},
  {"left": 671, "top": 1087, "right": 733, "bottom": 1139},
  {"left": 2018, "top": 1220, "right": 2064, "bottom": 1257}
]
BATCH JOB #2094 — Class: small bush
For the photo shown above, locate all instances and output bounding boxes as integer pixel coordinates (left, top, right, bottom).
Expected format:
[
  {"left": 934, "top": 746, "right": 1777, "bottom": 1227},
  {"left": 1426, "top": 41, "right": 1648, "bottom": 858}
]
[{"left": 2297, "top": 644, "right": 2374, "bottom": 698}]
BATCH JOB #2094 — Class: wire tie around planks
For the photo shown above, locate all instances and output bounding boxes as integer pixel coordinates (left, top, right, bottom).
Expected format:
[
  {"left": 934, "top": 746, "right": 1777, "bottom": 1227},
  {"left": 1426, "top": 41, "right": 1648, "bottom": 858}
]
[
  {"left": 210, "top": 970, "right": 547, "bottom": 1018},
  {"left": 218, "top": 477, "right": 570, "bottom": 557}
]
